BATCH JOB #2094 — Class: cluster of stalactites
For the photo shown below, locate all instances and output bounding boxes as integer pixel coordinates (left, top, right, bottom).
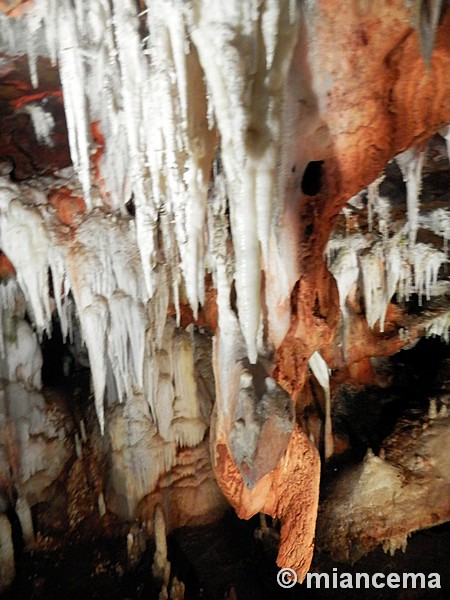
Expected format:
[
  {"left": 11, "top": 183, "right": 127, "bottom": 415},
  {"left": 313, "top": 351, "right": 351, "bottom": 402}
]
[
  {"left": 426, "top": 312, "right": 450, "bottom": 343},
  {"left": 0, "top": 171, "right": 211, "bottom": 441},
  {"left": 326, "top": 139, "right": 450, "bottom": 334},
  {"left": 0, "top": 0, "right": 298, "bottom": 368}
]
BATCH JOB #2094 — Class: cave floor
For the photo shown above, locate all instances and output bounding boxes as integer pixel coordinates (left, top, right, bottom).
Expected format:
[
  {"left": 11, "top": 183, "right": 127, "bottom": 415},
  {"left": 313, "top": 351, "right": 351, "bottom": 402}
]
[{"left": 2, "top": 514, "right": 449, "bottom": 600}]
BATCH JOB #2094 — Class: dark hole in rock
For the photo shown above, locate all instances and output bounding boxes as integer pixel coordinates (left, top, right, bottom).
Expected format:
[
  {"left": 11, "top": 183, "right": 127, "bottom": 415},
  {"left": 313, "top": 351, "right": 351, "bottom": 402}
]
[
  {"left": 126, "top": 194, "right": 136, "bottom": 217},
  {"left": 41, "top": 317, "right": 74, "bottom": 387},
  {"left": 5, "top": 506, "right": 24, "bottom": 564},
  {"left": 230, "top": 282, "right": 239, "bottom": 319},
  {"left": 304, "top": 223, "right": 314, "bottom": 237},
  {"left": 301, "top": 161, "right": 324, "bottom": 196}
]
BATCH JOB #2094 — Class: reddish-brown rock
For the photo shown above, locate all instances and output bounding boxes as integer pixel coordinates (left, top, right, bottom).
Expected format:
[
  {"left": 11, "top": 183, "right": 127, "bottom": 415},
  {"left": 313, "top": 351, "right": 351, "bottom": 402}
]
[
  {"left": 48, "top": 187, "right": 86, "bottom": 226},
  {"left": 0, "top": 251, "right": 15, "bottom": 279},
  {"left": 276, "top": 2, "right": 450, "bottom": 395},
  {"left": 212, "top": 424, "right": 320, "bottom": 583}
]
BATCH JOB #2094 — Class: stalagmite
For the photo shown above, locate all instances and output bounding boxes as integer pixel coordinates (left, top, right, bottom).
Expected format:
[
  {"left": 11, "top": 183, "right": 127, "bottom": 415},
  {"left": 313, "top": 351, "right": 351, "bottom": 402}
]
[
  {"left": 98, "top": 492, "right": 106, "bottom": 518},
  {"left": 170, "top": 577, "right": 185, "bottom": 600},
  {"left": 317, "top": 400, "right": 450, "bottom": 562},
  {"left": 152, "top": 505, "right": 171, "bottom": 599},
  {"left": 15, "top": 496, "right": 35, "bottom": 550},
  {"left": 0, "top": 514, "right": 15, "bottom": 591},
  {"left": 127, "top": 523, "right": 146, "bottom": 568}
]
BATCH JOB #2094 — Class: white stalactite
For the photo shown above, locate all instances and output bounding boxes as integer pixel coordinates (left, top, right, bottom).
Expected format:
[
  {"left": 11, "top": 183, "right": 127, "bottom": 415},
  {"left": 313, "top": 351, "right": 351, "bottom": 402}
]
[
  {"left": 1, "top": 3, "right": 448, "bottom": 485},
  {"left": 0, "top": 199, "right": 52, "bottom": 335},
  {"left": 0, "top": 0, "right": 300, "bottom": 375},
  {"left": 308, "top": 351, "right": 333, "bottom": 460},
  {"left": 426, "top": 312, "right": 450, "bottom": 343},
  {"left": 412, "top": 243, "right": 446, "bottom": 305},
  {"left": 81, "top": 297, "right": 109, "bottom": 433},
  {"left": 420, "top": 208, "right": 450, "bottom": 256},
  {"left": 56, "top": 1, "right": 92, "bottom": 207},
  {"left": 187, "top": 0, "right": 297, "bottom": 361},
  {"left": 328, "top": 145, "right": 449, "bottom": 332},
  {"left": 0, "top": 320, "right": 43, "bottom": 391},
  {"left": 395, "top": 146, "right": 426, "bottom": 250}
]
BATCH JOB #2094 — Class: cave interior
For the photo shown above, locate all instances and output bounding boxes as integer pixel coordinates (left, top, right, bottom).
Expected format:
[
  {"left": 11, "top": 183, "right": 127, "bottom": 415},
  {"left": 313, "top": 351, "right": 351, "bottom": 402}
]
[{"left": 0, "top": 1, "right": 449, "bottom": 599}]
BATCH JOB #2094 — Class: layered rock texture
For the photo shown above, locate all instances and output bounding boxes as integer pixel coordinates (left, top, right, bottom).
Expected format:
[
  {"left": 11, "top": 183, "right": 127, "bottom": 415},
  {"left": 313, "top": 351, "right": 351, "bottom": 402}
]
[{"left": 0, "top": 0, "right": 449, "bottom": 593}]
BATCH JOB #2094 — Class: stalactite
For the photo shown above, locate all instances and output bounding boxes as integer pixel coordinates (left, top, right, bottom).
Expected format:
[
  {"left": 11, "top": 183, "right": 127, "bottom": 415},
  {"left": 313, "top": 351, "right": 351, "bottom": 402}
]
[
  {"left": 395, "top": 146, "right": 426, "bottom": 250},
  {"left": 327, "top": 144, "right": 449, "bottom": 334},
  {"left": 308, "top": 351, "right": 333, "bottom": 460},
  {"left": 0, "top": 1, "right": 301, "bottom": 455},
  {"left": 366, "top": 175, "right": 387, "bottom": 235},
  {"left": 0, "top": 320, "right": 43, "bottom": 391},
  {"left": 420, "top": 208, "right": 450, "bottom": 256},
  {"left": 426, "top": 312, "right": 450, "bottom": 343},
  {"left": 0, "top": 199, "right": 52, "bottom": 335},
  {"left": 327, "top": 244, "right": 359, "bottom": 326},
  {"left": 415, "top": 0, "right": 443, "bottom": 67},
  {"left": 186, "top": 0, "right": 298, "bottom": 362}
]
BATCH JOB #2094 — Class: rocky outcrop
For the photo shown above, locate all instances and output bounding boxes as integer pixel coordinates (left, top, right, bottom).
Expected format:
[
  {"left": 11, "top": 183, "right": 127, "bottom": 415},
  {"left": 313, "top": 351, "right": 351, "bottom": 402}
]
[{"left": 317, "top": 395, "right": 450, "bottom": 562}]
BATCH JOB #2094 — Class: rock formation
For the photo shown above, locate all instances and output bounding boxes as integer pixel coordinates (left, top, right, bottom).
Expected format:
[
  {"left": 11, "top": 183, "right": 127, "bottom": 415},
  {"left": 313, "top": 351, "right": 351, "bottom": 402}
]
[{"left": 0, "top": 0, "right": 449, "bottom": 593}]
